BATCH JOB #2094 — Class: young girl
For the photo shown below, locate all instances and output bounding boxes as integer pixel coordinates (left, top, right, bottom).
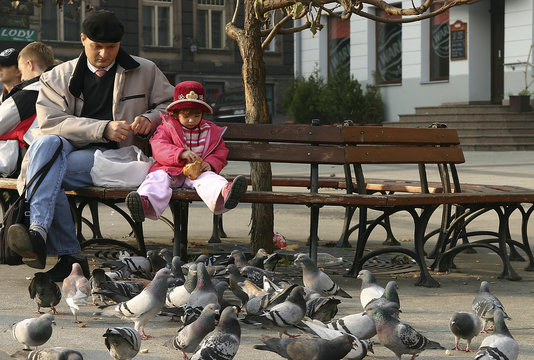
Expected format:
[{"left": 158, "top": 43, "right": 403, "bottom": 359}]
[{"left": 126, "top": 81, "right": 247, "bottom": 222}]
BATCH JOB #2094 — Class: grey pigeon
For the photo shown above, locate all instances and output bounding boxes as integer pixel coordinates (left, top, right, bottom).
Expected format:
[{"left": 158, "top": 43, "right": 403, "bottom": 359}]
[
  {"left": 365, "top": 303, "right": 444, "bottom": 359},
  {"left": 326, "top": 312, "right": 376, "bottom": 340},
  {"left": 474, "top": 309, "right": 518, "bottom": 360},
  {"left": 472, "top": 281, "right": 511, "bottom": 332},
  {"left": 263, "top": 252, "right": 281, "bottom": 272},
  {"left": 230, "top": 249, "right": 248, "bottom": 268},
  {"left": 168, "top": 255, "right": 185, "bottom": 288},
  {"left": 357, "top": 270, "right": 385, "bottom": 308},
  {"left": 101, "top": 251, "right": 152, "bottom": 278},
  {"left": 147, "top": 249, "right": 168, "bottom": 272},
  {"left": 449, "top": 311, "right": 482, "bottom": 352},
  {"left": 294, "top": 253, "right": 351, "bottom": 298},
  {"left": 190, "top": 306, "right": 241, "bottom": 360},
  {"left": 94, "top": 278, "right": 145, "bottom": 304},
  {"left": 27, "top": 347, "right": 83, "bottom": 360},
  {"left": 166, "top": 263, "right": 197, "bottom": 308},
  {"left": 225, "top": 264, "right": 250, "bottom": 306},
  {"left": 243, "top": 285, "right": 306, "bottom": 337},
  {"left": 103, "top": 327, "right": 141, "bottom": 360},
  {"left": 364, "top": 280, "right": 401, "bottom": 318},
  {"left": 90, "top": 268, "right": 113, "bottom": 304},
  {"left": 12, "top": 313, "right": 55, "bottom": 350},
  {"left": 170, "top": 303, "right": 219, "bottom": 356},
  {"left": 248, "top": 248, "right": 269, "bottom": 268},
  {"left": 254, "top": 333, "right": 359, "bottom": 360},
  {"left": 62, "top": 263, "right": 91, "bottom": 323},
  {"left": 302, "top": 319, "right": 374, "bottom": 360},
  {"left": 100, "top": 267, "right": 172, "bottom": 339},
  {"left": 183, "top": 262, "right": 220, "bottom": 324},
  {"left": 159, "top": 247, "right": 174, "bottom": 264},
  {"left": 239, "top": 265, "right": 274, "bottom": 287},
  {"left": 28, "top": 272, "right": 62, "bottom": 314},
  {"left": 304, "top": 290, "right": 341, "bottom": 323}
]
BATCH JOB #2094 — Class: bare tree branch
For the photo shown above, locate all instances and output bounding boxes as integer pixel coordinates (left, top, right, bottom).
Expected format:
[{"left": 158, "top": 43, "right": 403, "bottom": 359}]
[
  {"left": 231, "top": 0, "right": 241, "bottom": 24},
  {"left": 262, "top": 13, "right": 293, "bottom": 50}
]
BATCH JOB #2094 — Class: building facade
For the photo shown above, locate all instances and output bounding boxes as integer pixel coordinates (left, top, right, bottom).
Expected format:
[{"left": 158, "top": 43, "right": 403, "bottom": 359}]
[
  {"left": 294, "top": 0, "right": 533, "bottom": 123},
  {"left": 0, "top": 0, "right": 294, "bottom": 114}
]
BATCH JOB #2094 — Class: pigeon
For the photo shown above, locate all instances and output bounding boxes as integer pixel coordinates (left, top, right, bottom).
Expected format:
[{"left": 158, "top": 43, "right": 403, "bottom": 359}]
[
  {"left": 244, "top": 283, "right": 298, "bottom": 316},
  {"left": 263, "top": 252, "right": 282, "bottom": 271},
  {"left": 357, "top": 270, "right": 385, "bottom": 308},
  {"left": 364, "top": 280, "right": 401, "bottom": 318},
  {"left": 293, "top": 253, "right": 351, "bottom": 298},
  {"left": 254, "top": 333, "right": 359, "bottom": 360},
  {"left": 474, "top": 309, "right": 518, "bottom": 360},
  {"left": 90, "top": 268, "right": 113, "bottom": 304},
  {"left": 99, "top": 267, "right": 172, "bottom": 339},
  {"left": 159, "top": 247, "right": 174, "bottom": 264},
  {"left": 190, "top": 306, "right": 241, "bottom": 360},
  {"left": 326, "top": 312, "right": 376, "bottom": 340},
  {"left": 27, "top": 347, "right": 83, "bottom": 360},
  {"left": 169, "top": 303, "right": 219, "bottom": 357},
  {"left": 304, "top": 290, "right": 341, "bottom": 323},
  {"left": 472, "top": 281, "right": 511, "bottom": 332},
  {"left": 166, "top": 263, "right": 197, "bottom": 308},
  {"left": 101, "top": 252, "right": 152, "bottom": 279},
  {"left": 168, "top": 255, "right": 185, "bottom": 288},
  {"left": 225, "top": 264, "right": 250, "bottom": 306},
  {"left": 238, "top": 279, "right": 268, "bottom": 298},
  {"left": 449, "top": 311, "right": 482, "bottom": 352},
  {"left": 94, "top": 278, "right": 145, "bottom": 304},
  {"left": 182, "top": 262, "right": 220, "bottom": 324},
  {"left": 28, "top": 272, "right": 62, "bottom": 314},
  {"left": 12, "top": 313, "right": 55, "bottom": 350},
  {"left": 147, "top": 249, "right": 168, "bottom": 273},
  {"left": 103, "top": 327, "right": 141, "bottom": 360},
  {"left": 239, "top": 265, "right": 275, "bottom": 287},
  {"left": 243, "top": 285, "right": 306, "bottom": 337},
  {"left": 301, "top": 319, "right": 374, "bottom": 360},
  {"left": 230, "top": 249, "right": 248, "bottom": 268},
  {"left": 62, "top": 263, "right": 91, "bottom": 323},
  {"left": 365, "top": 303, "right": 444, "bottom": 360},
  {"left": 248, "top": 248, "right": 269, "bottom": 268}
]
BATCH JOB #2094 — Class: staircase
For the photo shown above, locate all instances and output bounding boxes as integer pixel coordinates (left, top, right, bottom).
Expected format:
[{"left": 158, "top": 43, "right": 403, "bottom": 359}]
[{"left": 384, "top": 104, "right": 534, "bottom": 151}]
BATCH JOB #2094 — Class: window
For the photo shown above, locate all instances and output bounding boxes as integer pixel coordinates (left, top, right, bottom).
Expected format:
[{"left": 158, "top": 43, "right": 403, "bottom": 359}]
[
  {"left": 41, "top": 1, "right": 85, "bottom": 42},
  {"left": 375, "top": 7, "right": 402, "bottom": 84},
  {"left": 328, "top": 16, "right": 350, "bottom": 79},
  {"left": 264, "top": 12, "right": 277, "bottom": 52},
  {"left": 143, "top": 0, "right": 173, "bottom": 47},
  {"left": 429, "top": 2, "right": 449, "bottom": 80},
  {"left": 197, "top": 0, "right": 225, "bottom": 49}
]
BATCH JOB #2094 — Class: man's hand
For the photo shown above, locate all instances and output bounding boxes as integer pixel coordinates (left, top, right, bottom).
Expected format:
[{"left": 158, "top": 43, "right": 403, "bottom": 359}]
[
  {"left": 104, "top": 120, "right": 131, "bottom": 142},
  {"left": 179, "top": 150, "right": 199, "bottom": 163},
  {"left": 131, "top": 116, "right": 151, "bottom": 135}
]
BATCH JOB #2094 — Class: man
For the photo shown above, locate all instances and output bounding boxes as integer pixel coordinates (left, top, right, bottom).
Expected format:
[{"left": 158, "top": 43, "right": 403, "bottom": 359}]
[
  {"left": 7, "top": 10, "right": 174, "bottom": 281},
  {"left": 0, "top": 48, "right": 22, "bottom": 103}
]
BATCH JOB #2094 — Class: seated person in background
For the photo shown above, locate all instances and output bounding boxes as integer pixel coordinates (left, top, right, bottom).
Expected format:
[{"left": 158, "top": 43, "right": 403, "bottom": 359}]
[
  {"left": 0, "top": 48, "right": 21, "bottom": 103},
  {"left": 126, "top": 81, "right": 247, "bottom": 222},
  {"left": 0, "top": 42, "right": 55, "bottom": 178}
]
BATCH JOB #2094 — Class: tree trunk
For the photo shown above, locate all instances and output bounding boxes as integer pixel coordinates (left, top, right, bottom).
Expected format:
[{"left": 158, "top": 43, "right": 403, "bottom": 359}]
[{"left": 241, "top": 1, "right": 274, "bottom": 253}]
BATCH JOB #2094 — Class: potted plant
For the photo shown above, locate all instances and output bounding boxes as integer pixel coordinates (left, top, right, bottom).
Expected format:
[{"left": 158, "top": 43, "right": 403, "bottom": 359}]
[{"left": 509, "top": 44, "right": 534, "bottom": 112}]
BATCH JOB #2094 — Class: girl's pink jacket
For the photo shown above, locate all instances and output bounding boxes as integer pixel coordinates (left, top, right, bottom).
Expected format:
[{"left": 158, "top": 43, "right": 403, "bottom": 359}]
[{"left": 148, "top": 113, "right": 229, "bottom": 177}]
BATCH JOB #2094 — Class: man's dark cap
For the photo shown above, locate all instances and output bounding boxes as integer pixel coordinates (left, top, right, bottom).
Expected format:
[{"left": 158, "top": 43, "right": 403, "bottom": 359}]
[
  {"left": 82, "top": 10, "right": 124, "bottom": 43},
  {"left": 0, "top": 48, "right": 19, "bottom": 67}
]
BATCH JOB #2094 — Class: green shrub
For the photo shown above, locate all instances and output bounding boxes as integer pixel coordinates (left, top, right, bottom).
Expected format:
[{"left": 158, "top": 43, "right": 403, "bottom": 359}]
[{"left": 283, "top": 68, "right": 383, "bottom": 125}]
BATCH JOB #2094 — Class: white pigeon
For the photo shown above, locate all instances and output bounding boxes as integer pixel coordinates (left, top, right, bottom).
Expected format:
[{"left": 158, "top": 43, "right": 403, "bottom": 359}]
[
  {"left": 302, "top": 319, "right": 374, "bottom": 360},
  {"left": 475, "top": 309, "right": 518, "bottom": 360},
  {"left": 294, "top": 253, "right": 351, "bottom": 298},
  {"left": 103, "top": 327, "right": 141, "bottom": 360},
  {"left": 12, "top": 313, "right": 55, "bottom": 350},
  {"left": 62, "top": 262, "right": 91, "bottom": 323},
  {"left": 357, "top": 269, "right": 385, "bottom": 308},
  {"left": 100, "top": 267, "right": 172, "bottom": 339}
]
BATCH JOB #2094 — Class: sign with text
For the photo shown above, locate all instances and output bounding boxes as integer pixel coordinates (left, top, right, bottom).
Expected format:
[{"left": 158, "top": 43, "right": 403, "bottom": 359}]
[
  {"left": 0, "top": 27, "right": 36, "bottom": 42},
  {"left": 450, "top": 20, "right": 467, "bottom": 61}
]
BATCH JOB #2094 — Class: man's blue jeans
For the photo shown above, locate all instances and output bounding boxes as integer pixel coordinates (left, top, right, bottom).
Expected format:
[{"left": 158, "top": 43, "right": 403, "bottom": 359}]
[{"left": 26, "top": 135, "right": 101, "bottom": 256}]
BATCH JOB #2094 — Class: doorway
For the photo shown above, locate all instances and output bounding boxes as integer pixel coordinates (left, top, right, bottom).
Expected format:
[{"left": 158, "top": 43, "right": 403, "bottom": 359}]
[{"left": 490, "top": 0, "right": 504, "bottom": 104}]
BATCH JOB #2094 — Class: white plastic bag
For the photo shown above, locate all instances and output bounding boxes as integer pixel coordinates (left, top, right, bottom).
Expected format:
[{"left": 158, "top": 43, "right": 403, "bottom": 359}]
[
  {"left": 90, "top": 145, "right": 154, "bottom": 187},
  {"left": 0, "top": 140, "right": 19, "bottom": 177}
]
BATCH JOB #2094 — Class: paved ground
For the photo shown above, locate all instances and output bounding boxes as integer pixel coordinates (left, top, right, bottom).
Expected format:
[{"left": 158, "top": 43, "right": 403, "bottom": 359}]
[{"left": 0, "top": 151, "right": 533, "bottom": 359}]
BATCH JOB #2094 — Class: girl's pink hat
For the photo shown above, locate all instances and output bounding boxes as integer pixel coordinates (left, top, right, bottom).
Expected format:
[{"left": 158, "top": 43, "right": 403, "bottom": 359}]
[{"left": 166, "top": 81, "right": 213, "bottom": 114}]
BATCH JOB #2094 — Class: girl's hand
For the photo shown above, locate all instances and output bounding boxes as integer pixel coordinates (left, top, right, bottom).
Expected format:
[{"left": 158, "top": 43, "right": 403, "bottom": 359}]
[
  {"left": 179, "top": 150, "right": 199, "bottom": 163},
  {"left": 200, "top": 161, "right": 212, "bottom": 173}
]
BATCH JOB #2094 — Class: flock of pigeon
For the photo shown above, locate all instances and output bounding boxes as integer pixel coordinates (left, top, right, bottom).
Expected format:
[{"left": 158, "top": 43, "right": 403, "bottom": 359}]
[{"left": 10, "top": 247, "right": 519, "bottom": 359}]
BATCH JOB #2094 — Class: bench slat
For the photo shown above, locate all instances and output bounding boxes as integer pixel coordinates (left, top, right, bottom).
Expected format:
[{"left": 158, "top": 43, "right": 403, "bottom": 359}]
[
  {"left": 222, "top": 123, "right": 344, "bottom": 144},
  {"left": 343, "top": 126, "right": 461, "bottom": 145},
  {"left": 227, "top": 143, "right": 347, "bottom": 164},
  {"left": 344, "top": 146, "right": 465, "bottom": 164},
  {"left": 386, "top": 192, "right": 534, "bottom": 206}
]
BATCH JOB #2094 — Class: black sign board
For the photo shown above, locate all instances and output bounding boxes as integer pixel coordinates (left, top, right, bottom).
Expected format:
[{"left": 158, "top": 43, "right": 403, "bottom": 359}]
[{"left": 450, "top": 20, "right": 467, "bottom": 60}]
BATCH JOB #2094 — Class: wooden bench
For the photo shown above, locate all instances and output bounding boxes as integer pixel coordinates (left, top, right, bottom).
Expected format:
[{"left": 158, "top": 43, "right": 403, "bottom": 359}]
[{"left": 2, "top": 122, "right": 534, "bottom": 287}]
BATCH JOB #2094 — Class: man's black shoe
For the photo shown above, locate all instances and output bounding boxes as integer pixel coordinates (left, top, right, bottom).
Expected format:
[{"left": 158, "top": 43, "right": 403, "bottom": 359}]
[
  {"left": 46, "top": 255, "right": 90, "bottom": 282},
  {"left": 7, "top": 224, "right": 47, "bottom": 269}
]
